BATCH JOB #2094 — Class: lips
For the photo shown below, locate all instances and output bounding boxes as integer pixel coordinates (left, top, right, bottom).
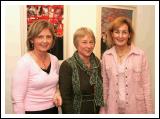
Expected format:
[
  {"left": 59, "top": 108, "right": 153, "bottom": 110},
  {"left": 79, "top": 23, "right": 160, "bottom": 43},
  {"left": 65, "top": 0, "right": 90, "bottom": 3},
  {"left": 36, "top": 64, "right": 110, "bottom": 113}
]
[
  {"left": 85, "top": 49, "right": 92, "bottom": 52},
  {"left": 85, "top": 50, "right": 92, "bottom": 54},
  {"left": 41, "top": 45, "right": 48, "bottom": 47},
  {"left": 40, "top": 44, "right": 49, "bottom": 47},
  {"left": 115, "top": 38, "right": 124, "bottom": 41}
]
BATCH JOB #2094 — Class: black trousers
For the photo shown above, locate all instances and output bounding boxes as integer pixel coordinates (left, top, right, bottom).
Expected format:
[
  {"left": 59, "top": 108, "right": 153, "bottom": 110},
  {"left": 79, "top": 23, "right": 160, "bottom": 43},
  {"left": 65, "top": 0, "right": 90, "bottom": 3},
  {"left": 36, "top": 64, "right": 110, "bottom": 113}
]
[{"left": 25, "top": 106, "right": 58, "bottom": 114}]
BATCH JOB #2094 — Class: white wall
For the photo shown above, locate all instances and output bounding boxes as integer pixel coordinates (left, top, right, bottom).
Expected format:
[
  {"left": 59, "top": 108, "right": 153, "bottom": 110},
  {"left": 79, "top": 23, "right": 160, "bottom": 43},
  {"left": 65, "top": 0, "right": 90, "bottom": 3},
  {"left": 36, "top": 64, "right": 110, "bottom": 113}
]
[
  {"left": 5, "top": 5, "right": 155, "bottom": 114},
  {"left": 5, "top": 6, "right": 22, "bottom": 114},
  {"left": 135, "top": 5, "right": 155, "bottom": 112},
  {"left": 66, "top": 5, "right": 97, "bottom": 58}
]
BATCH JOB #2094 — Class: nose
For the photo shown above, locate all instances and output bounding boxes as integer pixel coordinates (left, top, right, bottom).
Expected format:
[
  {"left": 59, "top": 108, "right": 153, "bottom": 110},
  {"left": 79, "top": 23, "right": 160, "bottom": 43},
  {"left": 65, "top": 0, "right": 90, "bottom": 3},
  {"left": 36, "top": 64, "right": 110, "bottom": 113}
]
[
  {"left": 87, "top": 43, "right": 94, "bottom": 49},
  {"left": 119, "top": 32, "right": 123, "bottom": 38},
  {"left": 42, "top": 37, "right": 47, "bottom": 43}
]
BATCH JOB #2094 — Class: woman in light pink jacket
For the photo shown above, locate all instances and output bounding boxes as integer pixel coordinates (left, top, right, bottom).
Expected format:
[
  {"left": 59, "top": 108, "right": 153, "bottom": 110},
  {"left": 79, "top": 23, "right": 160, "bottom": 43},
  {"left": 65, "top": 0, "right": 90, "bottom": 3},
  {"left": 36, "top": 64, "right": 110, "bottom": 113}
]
[{"left": 100, "top": 17, "right": 153, "bottom": 114}]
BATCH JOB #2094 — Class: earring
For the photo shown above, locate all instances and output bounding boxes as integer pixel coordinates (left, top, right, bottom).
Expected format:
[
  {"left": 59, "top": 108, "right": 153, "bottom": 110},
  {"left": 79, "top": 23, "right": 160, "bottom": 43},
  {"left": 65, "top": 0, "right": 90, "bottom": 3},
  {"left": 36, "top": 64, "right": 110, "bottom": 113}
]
[
  {"left": 31, "top": 43, "right": 34, "bottom": 48},
  {"left": 129, "top": 35, "right": 130, "bottom": 38}
]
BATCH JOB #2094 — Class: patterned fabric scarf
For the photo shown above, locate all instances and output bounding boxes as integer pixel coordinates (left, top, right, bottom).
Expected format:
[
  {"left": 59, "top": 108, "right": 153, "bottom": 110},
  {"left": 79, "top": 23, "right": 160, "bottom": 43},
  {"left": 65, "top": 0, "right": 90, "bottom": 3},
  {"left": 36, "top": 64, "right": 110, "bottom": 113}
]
[{"left": 66, "top": 51, "right": 104, "bottom": 113}]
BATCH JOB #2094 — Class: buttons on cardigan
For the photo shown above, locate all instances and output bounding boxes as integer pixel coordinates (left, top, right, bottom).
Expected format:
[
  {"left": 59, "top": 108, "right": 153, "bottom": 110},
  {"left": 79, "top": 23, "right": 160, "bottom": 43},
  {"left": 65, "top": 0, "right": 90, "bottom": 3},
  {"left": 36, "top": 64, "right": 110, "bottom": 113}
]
[
  {"left": 116, "top": 91, "right": 118, "bottom": 94},
  {"left": 126, "top": 84, "right": 128, "bottom": 87}
]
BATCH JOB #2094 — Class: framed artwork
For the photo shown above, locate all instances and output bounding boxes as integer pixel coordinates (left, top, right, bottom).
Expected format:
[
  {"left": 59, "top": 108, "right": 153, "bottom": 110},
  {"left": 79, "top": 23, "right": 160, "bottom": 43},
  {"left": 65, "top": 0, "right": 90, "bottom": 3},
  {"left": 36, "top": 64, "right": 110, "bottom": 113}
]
[
  {"left": 97, "top": 5, "right": 136, "bottom": 58},
  {"left": 26, "top": 5, "right": 66, "bottom": 60}
]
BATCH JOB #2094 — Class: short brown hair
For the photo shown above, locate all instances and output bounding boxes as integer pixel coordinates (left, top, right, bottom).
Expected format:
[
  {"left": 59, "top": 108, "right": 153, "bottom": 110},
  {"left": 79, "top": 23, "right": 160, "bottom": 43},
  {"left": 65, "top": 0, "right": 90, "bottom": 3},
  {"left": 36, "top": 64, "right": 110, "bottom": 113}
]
[
  {"left": 107, "top": 17, "right": 134, "bottom": 47},
  {"left": 73, "top": 27, "right": 96, "bottom": 48},
  {"left": 27, "top": 20, "right": 55, "bottom": 51}
]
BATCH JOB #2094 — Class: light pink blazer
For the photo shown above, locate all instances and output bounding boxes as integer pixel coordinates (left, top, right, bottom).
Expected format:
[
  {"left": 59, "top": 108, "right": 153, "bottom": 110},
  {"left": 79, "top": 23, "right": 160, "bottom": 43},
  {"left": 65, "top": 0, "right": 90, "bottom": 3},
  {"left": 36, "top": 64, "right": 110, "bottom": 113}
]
[{"left": 100, "top": 45, "right": 153, "bottom": 114}]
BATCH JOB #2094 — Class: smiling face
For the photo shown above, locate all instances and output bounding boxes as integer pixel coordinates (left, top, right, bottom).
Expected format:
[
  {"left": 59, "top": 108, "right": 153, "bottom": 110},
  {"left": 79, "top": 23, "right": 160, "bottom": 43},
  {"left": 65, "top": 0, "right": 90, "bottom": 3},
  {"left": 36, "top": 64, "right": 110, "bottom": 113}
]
[
  {"left": 112, "top": 23, "right": 130, "bottom": 47},
  {"left": 76, "top": 35, "right": 95, "bottom": 59},
  {"left": 32, "top": 28, "right": 53, "bottom": 53}
]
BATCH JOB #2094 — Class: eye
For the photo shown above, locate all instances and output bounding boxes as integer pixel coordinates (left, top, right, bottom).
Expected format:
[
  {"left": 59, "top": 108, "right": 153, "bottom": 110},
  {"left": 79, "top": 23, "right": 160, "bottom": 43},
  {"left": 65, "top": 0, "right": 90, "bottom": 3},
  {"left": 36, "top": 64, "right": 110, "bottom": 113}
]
[
  {"left": 46, "top": 35, "right": 52, "bottom": 39},
  {"left": 37, "top": 35, "right": 43, "bottom": 39},
  {"left": 82, "top": 41, "right": 87, "bottom": 44},
  {"left": 122, "top": 31, "right": 129, "bottom": 35},
  {"left": 113, "top": 30, "right": 119, "bottom": 34},
  {"left": 89, "top": 41, "right": 94, "bottom": 44}
]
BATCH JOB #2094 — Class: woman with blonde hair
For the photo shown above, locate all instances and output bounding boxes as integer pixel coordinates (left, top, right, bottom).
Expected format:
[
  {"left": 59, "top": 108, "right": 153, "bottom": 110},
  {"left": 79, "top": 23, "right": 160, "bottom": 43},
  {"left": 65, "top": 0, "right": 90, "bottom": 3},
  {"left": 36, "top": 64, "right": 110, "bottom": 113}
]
[{"left": 100, "top": 17, "right": 153, "bottom": 114}]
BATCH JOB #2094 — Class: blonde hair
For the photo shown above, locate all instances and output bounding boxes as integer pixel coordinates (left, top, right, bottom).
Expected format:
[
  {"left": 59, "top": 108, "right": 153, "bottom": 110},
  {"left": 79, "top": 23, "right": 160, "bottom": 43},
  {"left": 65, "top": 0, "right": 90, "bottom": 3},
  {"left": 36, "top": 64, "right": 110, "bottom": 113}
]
[
  {"left": 107, "top": 17, "right": 134, "bottom": 48},
  {"left": 73, "top": 27, "right": 96, "bottom": 48},
  {"left": 27, "top": 20, "right": 55, "bottom": 51}
]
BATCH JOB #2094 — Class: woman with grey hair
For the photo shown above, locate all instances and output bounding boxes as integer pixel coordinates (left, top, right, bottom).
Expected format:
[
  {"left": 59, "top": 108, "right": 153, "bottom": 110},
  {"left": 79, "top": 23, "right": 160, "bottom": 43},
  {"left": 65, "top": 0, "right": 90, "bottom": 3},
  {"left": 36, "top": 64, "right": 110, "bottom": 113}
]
[{"left": 59, "top": 27, "right": 104, "bottom": 114}]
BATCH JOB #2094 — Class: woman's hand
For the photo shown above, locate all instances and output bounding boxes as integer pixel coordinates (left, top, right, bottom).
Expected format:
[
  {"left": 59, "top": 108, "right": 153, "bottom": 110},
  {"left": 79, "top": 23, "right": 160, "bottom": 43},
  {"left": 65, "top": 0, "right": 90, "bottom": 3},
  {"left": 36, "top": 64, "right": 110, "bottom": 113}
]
[
  {"left": 53, "top": 84, "right": 62, "bottom": 107},
  {"left": 99, "top": 106, "right": 107, "bottom": 114},
  {"left": 53, "top": 94, "right": 62, "bottom": 107}
]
